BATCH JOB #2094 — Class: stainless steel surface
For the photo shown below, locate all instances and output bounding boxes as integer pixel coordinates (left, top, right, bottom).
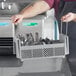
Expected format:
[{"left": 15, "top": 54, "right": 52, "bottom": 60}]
[
  {"left": 0, "top": 0, "right": 11, "bottom": 10},
  {"left": 0, "top": 57, "right": 72, "bottom": 76},
  {"left": 0, "top": 2, "right": 19, "bottom": 15},
  {"left": 0, "top": 20, "right": 14, "bottom": 37}
]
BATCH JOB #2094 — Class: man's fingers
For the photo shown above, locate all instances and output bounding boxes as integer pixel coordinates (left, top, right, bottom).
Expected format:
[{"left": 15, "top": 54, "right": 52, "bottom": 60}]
[
  {"left": 61, "top": 16, "right": 66, "bottom": 21},
  {"left": 11, "top": 15, "right": 19, "bottom": 24},
  {"left": 11, "top": 14, "right": 23, "bottom": 24},
  {"left": 17, "top": 18, "right": 22, "bottom": 24},
  {"left": 61, "top": 14, "right": 71, "bottom": 22}
]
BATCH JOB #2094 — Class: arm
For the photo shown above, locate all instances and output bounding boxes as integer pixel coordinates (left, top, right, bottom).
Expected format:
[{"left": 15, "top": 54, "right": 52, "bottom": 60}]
[
  {"left": 20, "top": 1, "right": 50, "bottom": 18},
  {"left": 61, "top": 12, "right": 76, "bottom": 22},
  {"left": 12, "top": 0, "right": 52, "bottom": 24}
]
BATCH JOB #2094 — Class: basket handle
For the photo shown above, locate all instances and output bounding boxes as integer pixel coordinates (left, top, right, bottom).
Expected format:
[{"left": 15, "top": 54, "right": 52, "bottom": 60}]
[{"left": 60, "top": 21, "right": 68, "bottom": 36}]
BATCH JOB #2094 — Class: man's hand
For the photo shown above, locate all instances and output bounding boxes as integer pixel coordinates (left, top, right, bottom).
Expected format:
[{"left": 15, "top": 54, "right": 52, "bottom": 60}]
[
  {"left": 11, "top": 14, "right": 24, "bottom": 24},
  {"left": 61, "top": 12, "right": 76, "bottom": 22}
]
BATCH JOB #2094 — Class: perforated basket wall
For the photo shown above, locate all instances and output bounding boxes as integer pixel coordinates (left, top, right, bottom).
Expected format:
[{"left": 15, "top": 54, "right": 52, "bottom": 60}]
[{"left": 19, "top": 43, "right": 65, "bottom": 61}]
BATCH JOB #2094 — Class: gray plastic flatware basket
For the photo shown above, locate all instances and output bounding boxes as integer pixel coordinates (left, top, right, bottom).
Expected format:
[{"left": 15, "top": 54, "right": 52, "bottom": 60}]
[{"left": 15, "top": 22, "right": 69, "bottom": 61}]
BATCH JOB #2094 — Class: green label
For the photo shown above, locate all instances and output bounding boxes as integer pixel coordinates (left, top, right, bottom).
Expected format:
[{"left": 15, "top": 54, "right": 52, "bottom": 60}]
[{"left": 22, "top": 22, "right": 38, "bottom": 26}]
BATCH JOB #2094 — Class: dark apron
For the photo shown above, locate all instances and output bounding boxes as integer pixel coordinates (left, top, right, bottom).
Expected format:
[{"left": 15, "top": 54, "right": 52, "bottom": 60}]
[{"left": 58, "top": 1, "right": 76, "bottom": 75}]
